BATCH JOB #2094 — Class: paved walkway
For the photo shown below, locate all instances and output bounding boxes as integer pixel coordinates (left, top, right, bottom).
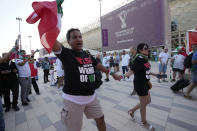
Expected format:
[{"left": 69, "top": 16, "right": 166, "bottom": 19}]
[{"left": 3, "top": 62, "right": 197, "bottom": 131}]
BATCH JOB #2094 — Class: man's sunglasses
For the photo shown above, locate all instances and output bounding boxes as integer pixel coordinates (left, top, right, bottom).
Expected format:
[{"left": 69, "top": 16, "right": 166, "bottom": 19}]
[{"left": 143, "top": 47, "right": 149, "bottom": 50}]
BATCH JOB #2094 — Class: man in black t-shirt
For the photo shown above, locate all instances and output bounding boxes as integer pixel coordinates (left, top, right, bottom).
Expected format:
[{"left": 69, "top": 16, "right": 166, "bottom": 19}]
[
  {"left": 0, "top": 53, "right": 20, "bottom": 112},
  {"left": 0, "top": 46, "right": 17, "bottom": 131},
  {"left": 52, "top": 28, "right": 122, "bottom": 131}
]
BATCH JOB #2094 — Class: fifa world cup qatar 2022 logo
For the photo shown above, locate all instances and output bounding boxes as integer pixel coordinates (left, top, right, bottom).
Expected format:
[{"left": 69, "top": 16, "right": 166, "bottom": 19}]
[{"left": 118, "top": 10, "right": 128, "bottom": 29}]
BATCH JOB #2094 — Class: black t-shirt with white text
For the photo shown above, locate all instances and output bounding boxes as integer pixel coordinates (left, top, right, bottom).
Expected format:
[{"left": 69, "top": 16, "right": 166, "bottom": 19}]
[{"left": 56, "top": 47, "right": 98, "bottom": 96}]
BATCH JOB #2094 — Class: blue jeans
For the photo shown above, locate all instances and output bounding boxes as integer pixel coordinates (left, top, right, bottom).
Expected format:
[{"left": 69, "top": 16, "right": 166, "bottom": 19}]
[
  {"left": 0, "top": 98, "right": 5, "bottom": 131},
  {"left": 122, "top": 66, "right": 128, "bottom": 75},
  {"left": 159, "top": 63, "right": 167, "bottom": 73},
  {"left": 192, "top": 71, "right": 197, "bottom": 83}
]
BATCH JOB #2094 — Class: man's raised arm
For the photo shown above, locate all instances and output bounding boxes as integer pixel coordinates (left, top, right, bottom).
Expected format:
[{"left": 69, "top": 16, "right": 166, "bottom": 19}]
[{"left": 52, "top": 40, "right": 62, "bottom": 52}]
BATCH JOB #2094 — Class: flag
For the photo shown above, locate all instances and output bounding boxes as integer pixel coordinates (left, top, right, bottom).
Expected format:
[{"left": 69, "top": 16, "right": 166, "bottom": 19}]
[
  {"left": 15, "top": 39, "right": 18, "bottom": 46},
  {"left": 10, "top": 39, "right": 20, "bottom": 60},
  {"left": 9, "top": 48, "right": 19, "bottom": 60},
  {"left": 26, "top": 0, "right": 64, "bottom": 53},
  {"left": 9, "top": 53, "right": 17, "bottom": 60}
]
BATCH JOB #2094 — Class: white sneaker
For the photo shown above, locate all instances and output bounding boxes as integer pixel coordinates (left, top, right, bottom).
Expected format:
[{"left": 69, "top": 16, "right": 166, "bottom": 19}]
[{"left": 125, "top": 77, "right": 130, "bottom": 81}]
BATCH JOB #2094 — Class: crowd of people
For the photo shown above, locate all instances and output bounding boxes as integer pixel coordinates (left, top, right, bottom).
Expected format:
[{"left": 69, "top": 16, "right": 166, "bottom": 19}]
[
  {"left": 0, "top": 48, "right": 43, "bottom": 130},
  {"left": 0, "top": 45, "right": 67, "bottom": 130},
  {"left": 0, "top": 28, "right": 197, "bottom": 131}
]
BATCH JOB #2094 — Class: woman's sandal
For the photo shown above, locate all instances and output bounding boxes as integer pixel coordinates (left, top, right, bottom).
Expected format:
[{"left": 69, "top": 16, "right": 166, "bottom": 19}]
[
  {"left": 128, "top": 109, "right": 135, "bottom": 120},
  {"left": 140, "top": 121, "right": 155, "bottom": 131},
  {"left": 184, "top": 95, "right": 195, "bottom": 100}
]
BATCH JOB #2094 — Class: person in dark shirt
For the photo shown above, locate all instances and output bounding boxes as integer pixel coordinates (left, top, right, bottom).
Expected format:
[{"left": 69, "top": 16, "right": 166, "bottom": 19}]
[
  {"left": 0, "top": 46, "right": 17, "bottom": 131},
  {"left": 0, "top": 53, "right": 20, "bottom": 112},
  {"left": 109, "top": 53, "right": 115, "bottom": 68},
  {"left": 125, "top": 43, "right": 158, "bottom": 131},
  {"left": 42, "top": 57, "right": 50, "bottom": 83},
  {"left": 53, "top": 28, "right": 122, "bottom": 131},
  {"left": 184, "top": 44, "right": 197, "bottom": 99},
  {"left": 95, "top": 53, "right": 102, "bottom": 64}
]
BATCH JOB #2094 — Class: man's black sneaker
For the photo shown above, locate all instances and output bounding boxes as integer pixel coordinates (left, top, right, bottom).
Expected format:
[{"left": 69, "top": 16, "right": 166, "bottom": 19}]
[
  {"left": 36, "top": 92, "right": 40, "bottom": 95},
  {"left": 105, "top": 78, "right": 109, "bottom": 82},
  {"left": 13, "top": 106, "right": 20, "bottom": 111},
  {"left": 162, "top": 79, "right": 168, "bottom": 82},
  {"left": 22, "top": 102, "right": 29, "bottom": 106},
  {"left": 26, "top": 98, "right": 31, "bottom": 102},
  {"left": 5, "top": 107, "right": 10, "bottom": 112}
]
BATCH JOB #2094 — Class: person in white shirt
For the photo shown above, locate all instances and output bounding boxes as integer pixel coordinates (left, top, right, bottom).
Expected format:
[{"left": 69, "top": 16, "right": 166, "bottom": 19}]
[
  {"left": 158, "top": 47, "right": 169, "bottom": 82},
  {"left": 56, "top": 58, "right": 64, "bottom": 88},
  {"left": 171, "top": 48, "right": 186, "bottom": 81},
  {"left": 102, "top": 52, "right": 111, "bottom": 82},
  {"left": 49, "top": 65, "right": 56, "bottom": 86},
  {"left": 15, "top": 50, "right": 31, "bottom": 106},
  {"left": 121, "top": 50, "right": 130, "bottom": 80}
]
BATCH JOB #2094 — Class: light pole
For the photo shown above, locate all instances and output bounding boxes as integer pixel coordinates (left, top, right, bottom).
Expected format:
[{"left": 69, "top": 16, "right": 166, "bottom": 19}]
[
  {"left": 28, "top": 35, "right": 32, "bottom": 54},
  {"left": 16, "top": 17, "right": 22, "bottom": 50},
  {"left": 178, "top": 23, "right": 181, "bottom": 46},
  {"left": 98, "top": 0, "right": 103, "bottom": 53}
]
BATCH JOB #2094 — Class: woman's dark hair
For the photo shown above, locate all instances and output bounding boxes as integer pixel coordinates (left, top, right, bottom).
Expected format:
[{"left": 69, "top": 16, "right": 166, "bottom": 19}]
[
  {"left": 66, "top": 28, "right": 80, "bottom": 42},
  {"left": 136, "top": 43, "right": 149, "bottom": 53}
]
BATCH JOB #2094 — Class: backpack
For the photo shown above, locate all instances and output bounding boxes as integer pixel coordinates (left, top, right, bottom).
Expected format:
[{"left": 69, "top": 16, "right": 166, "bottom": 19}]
[{"left": 184, "top": 53, "right": 193, "bottom": 68}]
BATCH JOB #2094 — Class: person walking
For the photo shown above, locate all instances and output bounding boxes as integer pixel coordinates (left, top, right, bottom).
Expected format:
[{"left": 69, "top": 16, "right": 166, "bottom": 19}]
[
  {"left": 102, "top": 52, "right": 111, "bottom": 82},
  {"left": 158, "top": 47, "right": 169, "bottom": 82},
  {"left": 125, "top": 43, "right": 157, "bottom": 131},
  {"left": 171, "top": 48, "right": 186, "bottom": 82},
  {"left": 52, "top": 28, "right": 122, "bottom": 131},
  {"left": 49, "top": 65, "right": 56, "bottom": 86},
  {"left": 29, "top": 57, "right": 40, "bottom": 95},
  {"left": 56, "top": 58, "right": 64, "bottom": 89},
  {"left": 109, "top": 53, "right": 115, "bottom": 71},
  {"left": 42, "top": 57, "right": 50, "bottom": 83},
  {"left": 121, "top": 50, "right": 130, "bottom": 81},
  {"left": 184, "top": 44, "right": 197, "bottom": 99}
]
